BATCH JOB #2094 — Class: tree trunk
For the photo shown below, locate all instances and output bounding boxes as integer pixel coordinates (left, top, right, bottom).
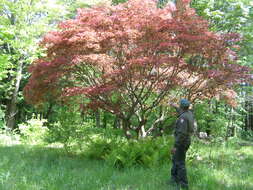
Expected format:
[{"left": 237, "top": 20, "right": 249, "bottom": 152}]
[
  {"left": 102, "top": 111, "right": 107, "bottom": 128},
  {"left": 95, "top": 109, "right": 101, "bottom": 128},
  {"left": 122, "top": 119, "right": 132, "bottom": 139},
  {"left": 225, "top": 107, "right": 233, "bottom": 140},
  {"left": 248, "top": 97, "right": 253, "bottom": 131},
  {"left": 244, "top": 95, "right": 253, "bottom": 131},
  {"left": 139, "top": 125, "right": 147, "bottom": 138},
  {"left": 6, "top": 61, "right": 23, "bottom": 130},
  {"left": 230, "top": 108, "right": 236, "bottom": 137},
  {"left": 250, "top": 101, "right": 253, "bottom": 131},
  {"left": 113, "top": 115, "right": 121, "bottom": 129},
  {"left": 45, "top": 103, "right": 53, "bottom": 119}
]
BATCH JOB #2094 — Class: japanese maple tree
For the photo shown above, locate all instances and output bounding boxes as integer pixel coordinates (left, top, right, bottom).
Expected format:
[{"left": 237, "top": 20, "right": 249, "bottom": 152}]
[{"left": 24, "top": 0, "right": 251, "bottom": 138}]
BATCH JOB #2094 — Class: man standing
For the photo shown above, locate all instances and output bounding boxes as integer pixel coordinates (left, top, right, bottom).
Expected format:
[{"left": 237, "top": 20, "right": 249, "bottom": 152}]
[{"left": 169, "top": 99, "right": 194, "bottom": 190}]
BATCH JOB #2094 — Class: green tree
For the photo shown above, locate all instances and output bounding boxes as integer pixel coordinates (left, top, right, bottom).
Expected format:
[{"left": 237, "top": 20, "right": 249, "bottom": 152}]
[
  {"left": 191, "top": 0, "right": 253, "bottom": 65},
  {"left": 0, "top": 0, "right": 71, "bottom": 130},
  {"left": 191, "top": 0, "right": 253, "bottom": 136}
]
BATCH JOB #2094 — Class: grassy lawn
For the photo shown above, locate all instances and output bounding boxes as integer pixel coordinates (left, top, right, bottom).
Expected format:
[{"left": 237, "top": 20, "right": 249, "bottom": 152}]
[{"left": 0, "top": 137, "right": 252, "bottom": 190}]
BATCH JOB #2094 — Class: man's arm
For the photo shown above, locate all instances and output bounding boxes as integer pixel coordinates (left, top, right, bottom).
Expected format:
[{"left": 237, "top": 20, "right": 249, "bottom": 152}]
[{"left": 169, "top": 102, "right": 181, "bottom": 115}]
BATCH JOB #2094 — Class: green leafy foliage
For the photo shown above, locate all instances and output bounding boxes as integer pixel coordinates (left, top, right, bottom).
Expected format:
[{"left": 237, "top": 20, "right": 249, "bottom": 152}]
[
  {"left": 18, "top": 116, "right": 48, "bottom": 144},
  {"left": 43, "top": 105, "right": 122, "bottom": 153},
  {"left": 0, "top": 108, "right": 5, "bottom": 129},
  {"left": 112, "top": 0, "right": 127, "bottom": 5},
  {"left": 191, "top": 0, "right": 253, "bottom": 67},
  {"left": 45, "top": 106, "right": 174, "bottom": 168},
  {"left": 86, "top": 136, "right": 174, "bottom": 168},
  {"left": 0, "top": 129, "right": 20, "bottom": 145},
  {"left": 45, "top": 106, "right": 88, "bottom": 150},
  {"left": 85, "top": 136, "right": 121, "bottom": 160},
  {"left": 194, "top": 100, "right": 246, "bottom": 138},
  {"left": 191, "top": 0, "right": 252, "bottom": 31},
  {"left": 240, "top": 130, "right": 253, "bottom": 141},
  {"left": 194, "top": 102, "right": 225, "bottom": 136},
  {"left": 0, "top": 54, "right": 11, "bottom": 81}
]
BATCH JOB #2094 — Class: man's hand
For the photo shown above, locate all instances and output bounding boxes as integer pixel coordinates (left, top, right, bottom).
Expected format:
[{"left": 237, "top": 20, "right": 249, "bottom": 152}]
[
  {"left": 171, "top": 148, "right": 177, "bottom": 154},
  {"left": 169, "top": 102, "right": 177, "bottom": 108}
]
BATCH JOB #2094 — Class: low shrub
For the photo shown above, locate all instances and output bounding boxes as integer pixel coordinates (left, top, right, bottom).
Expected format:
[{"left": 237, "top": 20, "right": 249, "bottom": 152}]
[
  {"left": 44, "top": 105, "right": 89, "bottom": 152},
  {"left": 85, "top": 136, "right": 174, "bottom": 168},
  {"left": 18, "top": 116, "right": 48, "bottom": 145},
  {"left": 240, "top": 130, "right": 253, "bottom": 142},
  {"left": 0, "top": 129, "right": 20, "bottom": 145},
  {"left": 84, "top": 135, "right": 121, "bottom": 160}
]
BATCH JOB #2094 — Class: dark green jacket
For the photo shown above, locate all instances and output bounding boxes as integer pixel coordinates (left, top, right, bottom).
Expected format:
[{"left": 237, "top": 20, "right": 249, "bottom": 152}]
[{"left": 174, "top": 110, "right": 194, "bottom": 148}]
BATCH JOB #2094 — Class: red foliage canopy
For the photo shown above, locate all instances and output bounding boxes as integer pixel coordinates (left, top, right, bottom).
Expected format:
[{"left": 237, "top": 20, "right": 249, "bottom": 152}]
[{"left": 24, "top": 0, "right": 251, "bottom": 113}]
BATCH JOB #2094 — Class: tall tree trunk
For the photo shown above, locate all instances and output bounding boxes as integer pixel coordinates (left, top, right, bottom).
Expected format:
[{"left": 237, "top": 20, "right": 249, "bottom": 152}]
[
  {"left": 249, "top": 97, "right": 253, "bottom": 130},
  {"left": 139, "top": 125, "right": 147, "bottom": 138},
  {"left": 231, "top": 108, "right": 236, "bottom": 137},
  {"left": 6, "top": 61, "right": 23, "bottom": 130},
  {"left": 245, "top": 96, "right": 250, "bottom": 131},
  {"left": 122, "top": 118, "right": 131, "bottom": 139},
  {"left": 225, "top": 107, "right": 233, "bottom": 140},
  {"left": 95, "top": 109, "right": 101, "bottom": 128},
  {"left": 113, "top": 115, "right": 122, "bottom": 129},
  {"left": 102, "top": 111, "right": 107, "bottom": 128}
]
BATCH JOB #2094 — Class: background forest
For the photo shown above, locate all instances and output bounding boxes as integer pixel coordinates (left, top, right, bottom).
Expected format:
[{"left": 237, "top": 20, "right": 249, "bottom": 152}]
[{"left": 0, "top": 0, "right": 253, "bottom": 190}]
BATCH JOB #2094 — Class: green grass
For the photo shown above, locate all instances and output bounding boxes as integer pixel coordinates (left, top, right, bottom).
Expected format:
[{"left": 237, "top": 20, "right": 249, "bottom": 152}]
[
  {"left": 0, "top": 137, "right": 252, "bottom": 190},
  {"left": 188, "top": 140, "right": 253, "bottom": 190}
]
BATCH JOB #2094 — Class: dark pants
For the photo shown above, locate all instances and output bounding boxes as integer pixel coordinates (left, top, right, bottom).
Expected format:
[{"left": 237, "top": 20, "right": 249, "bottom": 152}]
[{"left": 171, "top": 144, "right": 190, "bottom": 189}]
